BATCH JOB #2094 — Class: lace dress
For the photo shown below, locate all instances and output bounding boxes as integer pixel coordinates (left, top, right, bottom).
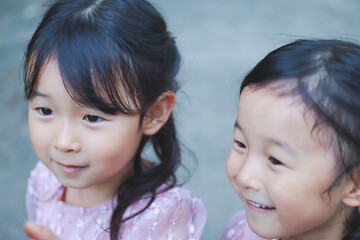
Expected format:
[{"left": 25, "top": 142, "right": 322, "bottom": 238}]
[
  {"left": 221, "top": 211, "right": 278, "bottom": 240},
  {"left": 26, "top": 161, "right": 207, "bottom": 240}
]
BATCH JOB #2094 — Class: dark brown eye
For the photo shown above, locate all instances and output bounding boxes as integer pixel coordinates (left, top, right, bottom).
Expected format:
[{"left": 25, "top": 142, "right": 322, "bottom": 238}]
[
  {"left": 37, "top": 107, "right": 53, "bottom": 116},
  {"left": 84, "top": 115, "right": 103, "bottom": 123},
  {"left": 269, "top": 157, "right": 283, "bottom": 165},
  {"left": 234, "top": 140, "right": 246, "bottom": 149}
]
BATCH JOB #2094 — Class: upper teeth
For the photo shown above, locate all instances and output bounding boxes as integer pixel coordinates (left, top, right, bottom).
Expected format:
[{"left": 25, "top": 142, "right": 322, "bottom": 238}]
[{"left": 248, "top": 200, "right": 270, "bottom": 209}]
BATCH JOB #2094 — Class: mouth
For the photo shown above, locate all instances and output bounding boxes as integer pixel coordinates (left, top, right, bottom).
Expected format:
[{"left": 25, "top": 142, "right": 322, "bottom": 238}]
[
  {"left": 246, "top": 200, "right": 275, "bottom": 212},
  {"left": 56, "top": 162, "right": 88, "bottom": 174}
]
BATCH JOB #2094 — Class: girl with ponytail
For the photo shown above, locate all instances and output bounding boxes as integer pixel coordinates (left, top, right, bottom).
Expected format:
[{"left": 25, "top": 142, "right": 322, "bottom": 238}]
[
  {"left": 23, "top": 0, "right": 206, "bottom": 239},
  {"left": 222, "top": 39, "right": 360, "bottom": 240}
]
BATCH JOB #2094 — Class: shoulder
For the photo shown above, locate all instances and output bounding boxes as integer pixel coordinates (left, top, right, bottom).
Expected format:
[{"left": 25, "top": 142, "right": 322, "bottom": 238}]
[
  {"left": 154, "top": 184, "right": 207, "bottom": 222},
  {"left": 27, "top": 161, "right": 62, "bottom": 201},
  {"left": 221, "top": 211, "right": 265, "bottom": 240},
  {"left": 122, "top": 184, "right": 206, "bottom": 239},
  {"left": 133, "top": 184, "right": 207, "bottom": 221},
  {"left": 155, "top": 184, "right": 206, "bottom": 209}
]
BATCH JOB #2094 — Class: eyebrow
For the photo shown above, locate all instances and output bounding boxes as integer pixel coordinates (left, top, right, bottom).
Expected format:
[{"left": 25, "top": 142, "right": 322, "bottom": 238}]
[
  {"left": 33, "top": 90, "right": 49, "bottom": 98},
  {"left": 234, "top": 120, "right": 242, "bottom": 130},
  {"left": 234, "top": 120, "right": 297, "bottom": 156},
  {"left": 267, "top": 138, "right": 297, "bottom": 156}
]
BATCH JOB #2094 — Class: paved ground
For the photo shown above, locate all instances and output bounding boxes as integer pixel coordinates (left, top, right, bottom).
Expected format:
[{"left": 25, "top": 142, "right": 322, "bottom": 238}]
[{"left": 1, "top": 0, "right": 360, "bottom": 239}]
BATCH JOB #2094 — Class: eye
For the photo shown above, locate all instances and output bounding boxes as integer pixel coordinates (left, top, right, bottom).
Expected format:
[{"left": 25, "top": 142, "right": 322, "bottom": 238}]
[
  {"left": 36, "top": 107, "right": 53, "bottom": 116},
  {"left": 268, "top": 156, "right": 283, "bottom": 166},
  {"left": 233, "top": 140, "right": 246, "bottom": 150},
  {"left": 83, "top": 115, "right": 103, "bottom": 123}
]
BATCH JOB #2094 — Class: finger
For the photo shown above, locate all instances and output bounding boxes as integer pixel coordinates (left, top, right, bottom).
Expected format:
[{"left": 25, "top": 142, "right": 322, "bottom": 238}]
[{"left": 24, "top": 221, "right": 59, "bottom": 240}]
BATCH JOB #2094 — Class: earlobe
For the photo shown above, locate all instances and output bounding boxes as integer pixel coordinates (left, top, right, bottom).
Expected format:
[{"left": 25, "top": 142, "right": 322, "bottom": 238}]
[
  {"left": 343, "top": 176, "right": 360, "bottom": 207},
  {"left": 142, "top": 91, "right": 176, "bottom": 136}
]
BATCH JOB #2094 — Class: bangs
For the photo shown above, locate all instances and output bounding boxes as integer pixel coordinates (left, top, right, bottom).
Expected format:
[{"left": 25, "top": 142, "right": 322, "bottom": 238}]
[{"left": 24, "top": 14, "right": 140, "bottom": 115}]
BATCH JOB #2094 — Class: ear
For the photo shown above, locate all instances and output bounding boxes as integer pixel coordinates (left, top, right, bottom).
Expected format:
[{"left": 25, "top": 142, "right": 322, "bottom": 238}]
[
  {"left": 343, "top": 174, "right": 360, "bottom": 207},
  {"left": 142, "top": 91, "right": 176, "bottom": 136}
]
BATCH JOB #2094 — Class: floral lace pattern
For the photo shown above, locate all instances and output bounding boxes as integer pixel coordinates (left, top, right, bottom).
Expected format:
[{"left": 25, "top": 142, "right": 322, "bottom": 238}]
[
  {"left": 26, "top": 161, "right": 207, "bottom": 240},
  {"left": 221, "top": 211, "right": 277, "bottom": 240}
]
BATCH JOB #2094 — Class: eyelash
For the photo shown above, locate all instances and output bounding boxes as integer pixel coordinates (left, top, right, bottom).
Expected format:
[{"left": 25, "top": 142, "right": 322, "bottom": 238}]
[
  {"left": 36, "top": 107, "right": 53, "bottom": 116},
  {"left": 268, "top": 156, "right": 283, "bottom": 166},
  {"left": 234, "top": 140, "right": 246, "bottom": 150},
  {"left": 233, "top": 139, "right": 284, "bottom": 166},
  {"left": 36, "top": 108, "right": 104, "bottom": 123},
  {"left": 83, "top": 115, "right": 104, "bottom": 123}
]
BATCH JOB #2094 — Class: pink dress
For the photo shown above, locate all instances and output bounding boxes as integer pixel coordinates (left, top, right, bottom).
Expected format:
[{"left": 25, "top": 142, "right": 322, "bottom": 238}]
[
  {"left": 26, "top": 161, "right": 207, "bottom": 240},
  {"left": 221, "top": 211, "right": 269, "bottom": 240}
]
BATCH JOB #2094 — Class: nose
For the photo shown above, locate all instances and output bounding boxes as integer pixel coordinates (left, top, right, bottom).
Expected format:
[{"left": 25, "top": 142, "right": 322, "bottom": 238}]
[
  {"left": 53, "top": 120, "right": 81, "bottom": 153},
  {"left": 236, "top": 153, "right": 262, "bottom": 192}
]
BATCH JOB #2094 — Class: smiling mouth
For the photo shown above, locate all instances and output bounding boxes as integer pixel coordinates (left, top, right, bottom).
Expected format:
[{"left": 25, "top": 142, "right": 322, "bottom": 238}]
[
  {"left": 247, "top": 200, "right": 275, "bottom": 210},
  {"left": 56, "top": 162, "right": 88, "bottom": 174}
]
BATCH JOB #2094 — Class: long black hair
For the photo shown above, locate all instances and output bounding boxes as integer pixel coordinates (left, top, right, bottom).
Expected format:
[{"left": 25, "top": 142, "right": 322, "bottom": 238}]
[
  {"left": 240, "top": 39, "right": 360, "bottom": 239},
  {"left": 23, "top": 0, "right": 181, "bottom": 238}
]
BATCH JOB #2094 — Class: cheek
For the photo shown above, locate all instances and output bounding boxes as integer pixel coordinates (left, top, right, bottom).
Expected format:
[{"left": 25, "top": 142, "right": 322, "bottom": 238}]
[
  {"left": 86, "top": 128, "right": 142, "bottom": 162},
  {"left": 226, "top": 151, "right": 240, "bottom": 183},
  {"left": 269, "top": 177, "right": 307, "bottom": 203},
  {"left": 268, "top": 176, "right": 327, "bottom": 217},
  {"left": 28, "top": 117, "right": 49, "bottom": 155}
]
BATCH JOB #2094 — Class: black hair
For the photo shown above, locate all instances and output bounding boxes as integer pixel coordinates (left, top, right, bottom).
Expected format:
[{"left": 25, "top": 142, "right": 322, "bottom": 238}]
[
  {"left": 240, "top": 39, "right": 360, "bottom": 239},
  {"left": 23, "top": 0, "right": 181, "bottom": 238}
]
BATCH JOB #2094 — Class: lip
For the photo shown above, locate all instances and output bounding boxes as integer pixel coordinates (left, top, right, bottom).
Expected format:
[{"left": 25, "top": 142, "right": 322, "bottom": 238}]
[
  {"left": 245, "top": 199, "right": 276, "bottom": 213},
  {"left": 56, "top": 161, "right": 88, "bottom": 174},
  {"left": 238, "top": 192, "right": 275, "bottom": 213}
]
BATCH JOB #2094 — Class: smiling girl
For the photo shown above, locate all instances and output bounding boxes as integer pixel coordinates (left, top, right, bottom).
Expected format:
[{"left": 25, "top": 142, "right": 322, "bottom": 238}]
[
  {"left": 222, "top": 39, "right": 360, "bottom": 240},
  {"left": 23, "top": 0, "right": 206, "bottom": 239}
]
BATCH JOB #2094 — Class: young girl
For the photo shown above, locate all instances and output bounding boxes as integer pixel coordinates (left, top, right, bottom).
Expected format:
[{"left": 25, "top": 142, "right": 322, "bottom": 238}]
[
  {"left": 23, "top": 0, "right": 206, "bottom": 239},
  {"left": 221, "top": 39, "right": 360, "bottom": 240}
]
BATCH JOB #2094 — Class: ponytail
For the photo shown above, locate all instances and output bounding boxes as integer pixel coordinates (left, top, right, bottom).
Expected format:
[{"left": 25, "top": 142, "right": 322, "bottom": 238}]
[
  {"left": 343, "top": 208, "right": 360, "bottom": 240},
  {"left": 110, "top": 113, "right": 181, "bottom": 239},
  {"left": 24, "top": 0, "right": 183, "bottom": 238},
  {"left": 237, "top": 39, "right": 360, "bottom": 240}
]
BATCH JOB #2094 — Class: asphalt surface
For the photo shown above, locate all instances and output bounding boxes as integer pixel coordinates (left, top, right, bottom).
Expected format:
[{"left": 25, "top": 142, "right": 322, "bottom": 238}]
[{"left": 1, "top": 0, "right": 360, "bottom": 239}]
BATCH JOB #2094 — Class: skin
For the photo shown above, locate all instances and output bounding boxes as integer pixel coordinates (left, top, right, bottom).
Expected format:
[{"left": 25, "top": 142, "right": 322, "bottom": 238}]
[
  {"left": 28, "top": 59, "right": 143, "bottom": 206},
  {"left": 25, "top": 58, "right": 176, "bottom": 239},
  {"left": 226, "top": 85, "right": 355, "bottom": 240},
  {"left": 25, "top": 221, "right": 59, "bottom": 240}
]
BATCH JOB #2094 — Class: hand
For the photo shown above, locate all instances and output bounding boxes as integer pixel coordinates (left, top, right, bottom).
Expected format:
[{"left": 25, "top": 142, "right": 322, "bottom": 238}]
[{"left": 24, "top": 221, "right": 61, "bottom": 240}]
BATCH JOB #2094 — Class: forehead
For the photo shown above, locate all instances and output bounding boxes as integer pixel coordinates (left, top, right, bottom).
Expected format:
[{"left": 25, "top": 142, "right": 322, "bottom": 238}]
[
  {"left": 30, "top": 59, "right": 75, "bottom": 103},
  {"left": 34, "top": 58, "right": 63, "bottom": 90},
  {"left": 39, "top": 57, "right": 60, "bottom": 76},
  {"left": 238, "top": 86, "right": 333, "bottom": 152},
  {"left": 239, "top": 86, "right": 305, "bottom": 125},
  {"left": 32, "top": 57, "right": 139, "bottom": 114}
]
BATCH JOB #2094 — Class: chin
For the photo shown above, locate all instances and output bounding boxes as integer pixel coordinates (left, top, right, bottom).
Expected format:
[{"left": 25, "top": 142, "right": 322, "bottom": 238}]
[
  {"left": 62, "top": 180, "right": 90, "bottom": 189},
  {"left": 248, "top": 223, "right": 278, "bottom": 239},
  {"left": 53, "top": 174, "right": 85, "bottom": 189}
]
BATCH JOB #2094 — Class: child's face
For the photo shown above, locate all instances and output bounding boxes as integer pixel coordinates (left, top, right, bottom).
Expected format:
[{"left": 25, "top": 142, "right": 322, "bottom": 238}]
[
  {"left": 28, "top": 59, "right": 143, "bottom": 199},
  {"left": 226, "top": 85, "right": 351, "bottom": 239}
]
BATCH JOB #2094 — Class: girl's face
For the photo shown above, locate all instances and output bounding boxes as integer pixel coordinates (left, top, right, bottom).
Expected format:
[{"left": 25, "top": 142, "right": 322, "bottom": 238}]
[
  {"left": 28, "top": 59, "right": 143, "bottom": 202},
  {"left": 226, "top": 85, "right": 352, "bottom": 239}
]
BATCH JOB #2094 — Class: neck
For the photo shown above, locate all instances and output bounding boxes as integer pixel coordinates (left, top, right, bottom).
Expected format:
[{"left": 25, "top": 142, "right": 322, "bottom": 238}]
[{"left": 62, "top": 186, "right": 114, "bottom": 207}]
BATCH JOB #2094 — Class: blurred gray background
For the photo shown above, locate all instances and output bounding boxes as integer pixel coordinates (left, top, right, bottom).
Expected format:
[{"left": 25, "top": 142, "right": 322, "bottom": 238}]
[{"left": 1, "top": 0, "right": 360, "bottom": 239}]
